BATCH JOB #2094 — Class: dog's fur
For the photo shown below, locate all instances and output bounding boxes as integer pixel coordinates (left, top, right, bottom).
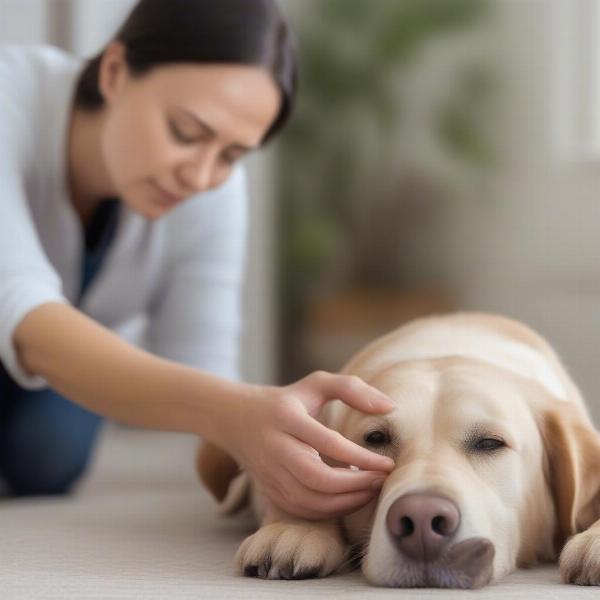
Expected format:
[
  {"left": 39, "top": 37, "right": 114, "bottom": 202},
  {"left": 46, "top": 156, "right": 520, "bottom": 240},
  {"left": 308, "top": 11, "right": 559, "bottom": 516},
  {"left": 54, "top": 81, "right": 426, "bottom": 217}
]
[{"left": 197, "top": 313, "right": 600, "bottom": 588}]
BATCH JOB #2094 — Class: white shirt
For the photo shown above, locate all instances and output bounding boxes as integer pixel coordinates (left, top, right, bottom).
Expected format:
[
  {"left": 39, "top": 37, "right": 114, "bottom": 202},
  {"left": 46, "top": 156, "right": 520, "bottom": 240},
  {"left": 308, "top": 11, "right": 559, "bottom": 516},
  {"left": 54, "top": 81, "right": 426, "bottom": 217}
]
[{"left": 0, "top": 44, "right": 248, "bottom": 389}]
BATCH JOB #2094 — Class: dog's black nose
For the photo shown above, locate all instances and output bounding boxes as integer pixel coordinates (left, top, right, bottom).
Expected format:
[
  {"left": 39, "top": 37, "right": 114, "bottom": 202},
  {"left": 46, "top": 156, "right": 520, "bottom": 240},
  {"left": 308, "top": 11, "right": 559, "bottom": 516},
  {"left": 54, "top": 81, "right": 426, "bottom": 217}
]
[{"left": 386, "top": 494, "right": 460, "bottom": 561}]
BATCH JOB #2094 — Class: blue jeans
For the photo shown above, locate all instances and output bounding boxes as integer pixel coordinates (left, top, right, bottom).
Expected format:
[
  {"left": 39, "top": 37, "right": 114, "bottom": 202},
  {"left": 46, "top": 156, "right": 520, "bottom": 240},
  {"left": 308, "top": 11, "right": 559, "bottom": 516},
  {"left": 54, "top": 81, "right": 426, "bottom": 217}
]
[
  {"left": 0, "top": 200, "right": 118, "bottom": 496},
  {"left": 0, "top": 364, "right": 103, "bottom": 497}
]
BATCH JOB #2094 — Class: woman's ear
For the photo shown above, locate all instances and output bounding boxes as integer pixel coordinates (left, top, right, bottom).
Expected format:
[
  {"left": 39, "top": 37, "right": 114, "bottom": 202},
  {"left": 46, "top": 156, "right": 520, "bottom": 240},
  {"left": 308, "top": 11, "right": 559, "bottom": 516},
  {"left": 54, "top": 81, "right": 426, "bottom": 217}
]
[
  {"left": 98, "top": 40, "right": 128, "bottom": 104},
  {"left": 539, "top": 409, "right": 600, "bottom": 550}
]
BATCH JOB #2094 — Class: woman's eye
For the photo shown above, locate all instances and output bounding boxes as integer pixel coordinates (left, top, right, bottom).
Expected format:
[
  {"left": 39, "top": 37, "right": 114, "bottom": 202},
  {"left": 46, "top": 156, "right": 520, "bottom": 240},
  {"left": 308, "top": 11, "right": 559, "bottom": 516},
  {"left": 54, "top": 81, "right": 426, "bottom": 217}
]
[
  {"left": 364, "top": 430, "right": 390, "bottom": 446},
  {"left": 169, "top": 121, "right": 198, "bottom": 144},
  {"left": 473, "top": 438, "right": 505, "bottom": 451},
  {"left": 220, "top": 152, "right": 239, "bottom": 165}
]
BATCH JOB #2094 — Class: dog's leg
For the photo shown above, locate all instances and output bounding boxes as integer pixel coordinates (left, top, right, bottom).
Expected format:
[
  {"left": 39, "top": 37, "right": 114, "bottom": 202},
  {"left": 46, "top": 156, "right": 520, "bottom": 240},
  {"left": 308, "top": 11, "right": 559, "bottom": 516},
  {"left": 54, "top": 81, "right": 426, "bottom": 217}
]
[
  {"left": 235, "top": 498, "right": 348, "bottom": 580},
  {"left": 560, "top": 519, "right": 600, "bottom": 585}
]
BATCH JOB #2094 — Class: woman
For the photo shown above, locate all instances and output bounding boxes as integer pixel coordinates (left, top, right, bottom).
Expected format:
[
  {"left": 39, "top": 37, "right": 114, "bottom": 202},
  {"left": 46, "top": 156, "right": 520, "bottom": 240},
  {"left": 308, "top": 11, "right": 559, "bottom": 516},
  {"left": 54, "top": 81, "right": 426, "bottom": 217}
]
[{"left": 0, "top": 0, "right": 394, "bottom": 519}]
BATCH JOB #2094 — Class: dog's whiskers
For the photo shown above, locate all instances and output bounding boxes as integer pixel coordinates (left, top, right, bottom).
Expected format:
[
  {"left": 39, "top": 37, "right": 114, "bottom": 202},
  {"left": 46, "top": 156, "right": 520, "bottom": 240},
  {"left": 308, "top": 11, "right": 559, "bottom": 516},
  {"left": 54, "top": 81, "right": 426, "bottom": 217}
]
[{"left": 338, "top": 528, "right": 372, "bottom": 572}]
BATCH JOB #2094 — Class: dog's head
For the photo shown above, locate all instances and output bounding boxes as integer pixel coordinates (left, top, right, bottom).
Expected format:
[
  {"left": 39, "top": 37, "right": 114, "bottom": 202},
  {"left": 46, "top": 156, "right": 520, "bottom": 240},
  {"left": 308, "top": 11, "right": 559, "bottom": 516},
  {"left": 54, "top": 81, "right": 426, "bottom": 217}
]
[{"left": 326, "top": 356, "right": 600, "bottom": 589}]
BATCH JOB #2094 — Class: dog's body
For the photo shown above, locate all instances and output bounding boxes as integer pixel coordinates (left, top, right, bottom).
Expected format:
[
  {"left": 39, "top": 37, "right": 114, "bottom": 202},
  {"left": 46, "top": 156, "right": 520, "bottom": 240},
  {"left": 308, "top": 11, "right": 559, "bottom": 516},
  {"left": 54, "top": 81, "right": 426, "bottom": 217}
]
[{"left": 198, "top": 313, "right": 600, "bottom": 588}]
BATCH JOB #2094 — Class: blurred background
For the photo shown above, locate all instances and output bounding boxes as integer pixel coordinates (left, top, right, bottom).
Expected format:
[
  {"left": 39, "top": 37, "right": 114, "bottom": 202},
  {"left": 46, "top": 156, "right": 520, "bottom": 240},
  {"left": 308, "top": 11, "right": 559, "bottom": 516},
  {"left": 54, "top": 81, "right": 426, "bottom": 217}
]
[{"left": 2, "top": 0, "right": 600, "bottom": 425}]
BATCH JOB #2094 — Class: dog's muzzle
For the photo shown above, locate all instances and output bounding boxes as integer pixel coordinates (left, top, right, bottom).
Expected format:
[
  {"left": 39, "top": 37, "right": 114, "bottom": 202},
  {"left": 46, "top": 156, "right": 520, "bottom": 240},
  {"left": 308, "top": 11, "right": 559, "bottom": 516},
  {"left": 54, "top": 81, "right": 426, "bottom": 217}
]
[{"left": 384, "top": 493, "right": 495, "bottom": 588}]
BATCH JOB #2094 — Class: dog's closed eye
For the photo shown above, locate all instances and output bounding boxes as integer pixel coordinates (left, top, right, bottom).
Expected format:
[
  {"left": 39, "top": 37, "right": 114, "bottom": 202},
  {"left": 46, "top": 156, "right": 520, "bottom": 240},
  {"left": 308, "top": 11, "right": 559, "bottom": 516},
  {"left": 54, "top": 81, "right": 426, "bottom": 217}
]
[
  {"left": 464, "top": 424, "right": 509, "bottom": 454},
  {"left": 471, "top": 437, "right": 506, "bottom": 452}
]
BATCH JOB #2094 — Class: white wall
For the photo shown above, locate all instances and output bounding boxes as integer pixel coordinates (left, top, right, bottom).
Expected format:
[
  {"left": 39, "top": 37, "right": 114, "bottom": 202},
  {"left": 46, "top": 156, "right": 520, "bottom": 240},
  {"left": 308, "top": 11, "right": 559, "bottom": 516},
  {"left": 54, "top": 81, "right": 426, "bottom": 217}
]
[
  {"left": 0, "top": 0, "right": 47, "bottom": 44},
  {"left": 70, "top": 0, "right": 136, "bottom": 57},
  {"left": 437, "top": 0, "right": 600, "bottom": 423}
]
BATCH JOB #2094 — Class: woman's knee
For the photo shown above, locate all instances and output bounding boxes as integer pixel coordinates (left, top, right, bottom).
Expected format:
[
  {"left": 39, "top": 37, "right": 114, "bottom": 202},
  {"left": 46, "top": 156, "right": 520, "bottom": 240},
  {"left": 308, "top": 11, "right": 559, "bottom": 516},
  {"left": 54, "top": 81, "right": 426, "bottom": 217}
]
[
  {"left": 0, "top": 438, "right": 93, "bottom": 496},
  {"left": 0, "top": 389, "right": 103, "bottom": 496}
]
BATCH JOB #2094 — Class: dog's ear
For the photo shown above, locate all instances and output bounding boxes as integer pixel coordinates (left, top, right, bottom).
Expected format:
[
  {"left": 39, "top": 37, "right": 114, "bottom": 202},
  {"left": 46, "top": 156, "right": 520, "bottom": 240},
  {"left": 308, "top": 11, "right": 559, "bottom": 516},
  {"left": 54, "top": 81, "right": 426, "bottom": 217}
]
[
  {"left": 539, "top": 409, "right": 600, "bottom": 549},
  {"left": 196, "top": 441, "right": 250, "bottom": 515}
]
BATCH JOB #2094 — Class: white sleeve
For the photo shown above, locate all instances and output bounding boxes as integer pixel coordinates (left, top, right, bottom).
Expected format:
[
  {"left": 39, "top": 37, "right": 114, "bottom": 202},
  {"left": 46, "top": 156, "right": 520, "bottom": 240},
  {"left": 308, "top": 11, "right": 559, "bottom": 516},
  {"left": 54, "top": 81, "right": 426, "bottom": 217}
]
[
  {"left": 145, "top": 166, "right": 249, "bottom": 381},
  {"left": 0, "top": 48, "right": 69, "bottom": 389}
]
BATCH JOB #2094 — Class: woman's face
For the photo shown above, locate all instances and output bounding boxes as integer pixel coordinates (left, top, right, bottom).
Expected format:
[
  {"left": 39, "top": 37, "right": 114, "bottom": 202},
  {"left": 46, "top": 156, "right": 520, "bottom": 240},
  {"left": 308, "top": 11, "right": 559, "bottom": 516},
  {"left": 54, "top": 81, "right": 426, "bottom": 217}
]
[{"left": 98, "top": 42, "right": 281, "bottom": 220}]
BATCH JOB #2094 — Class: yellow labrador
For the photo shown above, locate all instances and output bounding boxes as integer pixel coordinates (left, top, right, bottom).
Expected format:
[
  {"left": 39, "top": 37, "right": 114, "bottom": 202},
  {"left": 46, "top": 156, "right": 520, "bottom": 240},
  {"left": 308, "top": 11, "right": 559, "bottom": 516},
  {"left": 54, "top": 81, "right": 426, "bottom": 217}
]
[{"left": 197, "top": 313, "right": 600, "bottom": 588}]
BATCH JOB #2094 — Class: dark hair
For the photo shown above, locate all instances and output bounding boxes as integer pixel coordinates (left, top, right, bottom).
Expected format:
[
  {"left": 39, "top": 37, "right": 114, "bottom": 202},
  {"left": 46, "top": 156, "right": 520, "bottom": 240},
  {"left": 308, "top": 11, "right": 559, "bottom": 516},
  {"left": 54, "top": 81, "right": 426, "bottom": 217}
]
[{"left": 74, "top": 0, "right": 297, "bottom": 143}]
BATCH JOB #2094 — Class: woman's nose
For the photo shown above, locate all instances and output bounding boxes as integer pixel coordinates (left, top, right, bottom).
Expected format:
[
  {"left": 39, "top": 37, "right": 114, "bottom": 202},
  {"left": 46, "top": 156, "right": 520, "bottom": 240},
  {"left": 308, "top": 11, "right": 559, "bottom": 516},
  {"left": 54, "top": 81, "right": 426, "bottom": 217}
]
[{"left": 177, "top": 153, "right": 216, "bottom": 193}]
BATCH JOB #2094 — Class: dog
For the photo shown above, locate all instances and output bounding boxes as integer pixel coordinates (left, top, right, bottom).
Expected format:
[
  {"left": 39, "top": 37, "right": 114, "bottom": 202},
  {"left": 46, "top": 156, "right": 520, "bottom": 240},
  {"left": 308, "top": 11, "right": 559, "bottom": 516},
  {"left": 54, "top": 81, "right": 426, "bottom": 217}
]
[{"left": 197, "top": 313, "right": 600, "bottom": 588}]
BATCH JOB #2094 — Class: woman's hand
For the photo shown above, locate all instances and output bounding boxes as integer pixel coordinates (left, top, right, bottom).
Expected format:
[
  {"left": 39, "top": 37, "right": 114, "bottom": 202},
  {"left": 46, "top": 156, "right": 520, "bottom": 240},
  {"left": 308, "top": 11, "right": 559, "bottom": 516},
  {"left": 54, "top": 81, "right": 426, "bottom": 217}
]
[{"left": 219, "top": 371, "right": 396, "bottom": 520}]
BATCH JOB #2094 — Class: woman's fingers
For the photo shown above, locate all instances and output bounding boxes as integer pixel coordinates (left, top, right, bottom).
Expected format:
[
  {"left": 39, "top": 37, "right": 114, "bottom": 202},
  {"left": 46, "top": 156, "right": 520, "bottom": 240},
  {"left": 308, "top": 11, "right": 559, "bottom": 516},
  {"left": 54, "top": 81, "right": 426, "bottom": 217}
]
[
  {"left": 288, "top": 416, "right": 395, "bottom": 472},
  {"left": 263, "top": 466, "right": 380, "bottom": 520},
  {"left": 303, "top": 371, "right": 395, "bottom": 414},
  {"left": 279, "top": 438, "right": 387, "bottom": 494}
]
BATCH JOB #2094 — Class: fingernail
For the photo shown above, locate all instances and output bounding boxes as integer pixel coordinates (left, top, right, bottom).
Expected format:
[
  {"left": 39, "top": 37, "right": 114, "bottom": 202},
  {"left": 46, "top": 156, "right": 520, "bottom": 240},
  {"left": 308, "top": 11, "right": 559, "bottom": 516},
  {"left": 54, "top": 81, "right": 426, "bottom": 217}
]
[
  {"left": 379, "top": 396, "right": 395, "bottom": 409},
  {"left": 382, "top": 458, "right": 395, "bottom": 470},
  {"left": 370, "top": 478, "right": 386, "bottom": 490}
]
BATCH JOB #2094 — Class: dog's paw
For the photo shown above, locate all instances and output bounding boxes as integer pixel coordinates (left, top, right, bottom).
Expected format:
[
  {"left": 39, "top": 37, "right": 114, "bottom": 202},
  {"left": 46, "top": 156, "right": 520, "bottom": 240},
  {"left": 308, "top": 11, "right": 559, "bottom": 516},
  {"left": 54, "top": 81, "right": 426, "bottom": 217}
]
[
  {"left": 560, "top": 530, "right": 600, "bottom": 585},
  {"left": 236, "top": 522, "right": 347, "bottom": 580}
]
